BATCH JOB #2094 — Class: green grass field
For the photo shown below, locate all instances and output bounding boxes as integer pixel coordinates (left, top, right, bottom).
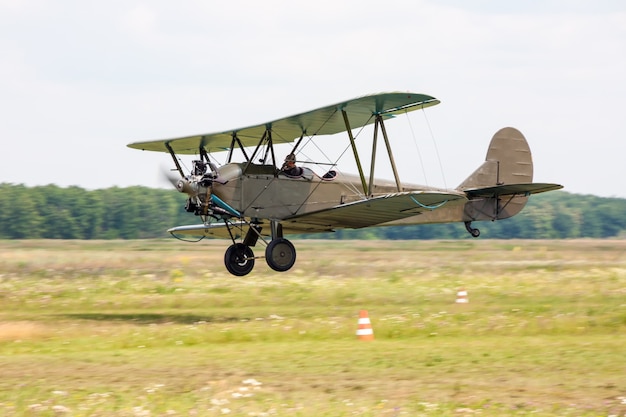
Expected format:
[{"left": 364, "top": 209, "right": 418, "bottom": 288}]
[{"left": 1, "top": 239, "right": 625, "bottom": 416}]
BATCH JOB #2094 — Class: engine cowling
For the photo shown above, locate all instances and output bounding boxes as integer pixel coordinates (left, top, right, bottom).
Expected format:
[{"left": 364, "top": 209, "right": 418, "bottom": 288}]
[{"left": 176, "top": 162, "right": 243, "bottom": 216}]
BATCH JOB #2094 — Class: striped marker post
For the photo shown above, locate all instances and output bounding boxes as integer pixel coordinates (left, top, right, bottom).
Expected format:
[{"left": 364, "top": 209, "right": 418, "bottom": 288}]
[
  {"left": 356, "top": 310, "right": 374, "bottom": 341},
  {"left": 456, "top": 289, "right": 469, "bottom": 304}
]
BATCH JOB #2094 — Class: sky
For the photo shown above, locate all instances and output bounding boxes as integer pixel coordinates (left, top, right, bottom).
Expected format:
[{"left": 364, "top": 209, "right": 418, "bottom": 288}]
[{"left": 1, "top": 0, "right": 625, "bottom": 198}]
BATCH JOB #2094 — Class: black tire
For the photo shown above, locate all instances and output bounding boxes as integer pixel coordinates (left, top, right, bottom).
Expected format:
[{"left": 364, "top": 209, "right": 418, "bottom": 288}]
[
  {"left": 471, "top": 228, "right": 480, "bottom": 238},
  {"left": 224, "top": 243, "right": 255, "bottom": 276},
  {"left": 265, "top": 238, "right": 296, "bottom": 272}
]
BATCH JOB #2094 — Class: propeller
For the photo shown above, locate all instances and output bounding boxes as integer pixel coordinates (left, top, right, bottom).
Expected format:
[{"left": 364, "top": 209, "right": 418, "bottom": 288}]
[
  {"left": 159, "top": 160, "right": 241, "bottom": 218},
  {"left": 159, "top": 164, "right": 197, "bottom": 197}
]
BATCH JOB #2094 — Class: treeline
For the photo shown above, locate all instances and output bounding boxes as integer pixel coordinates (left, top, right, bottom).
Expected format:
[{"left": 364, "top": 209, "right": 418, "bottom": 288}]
[
  {"left": 0, "top": 183, "right": 625, "bottom": 240},
  {"left": 0, "top": 184, "right": 187, "bottom": 239},
  {"left": 321, "top": 191, "right": 626, "bottom": 240}
]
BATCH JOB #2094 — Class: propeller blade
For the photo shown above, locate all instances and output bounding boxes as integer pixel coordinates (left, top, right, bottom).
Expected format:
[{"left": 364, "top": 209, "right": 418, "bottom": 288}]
[
  {"left": 159, "top": 164, "right": 181, "bottom": 186},
  {"left": 159, "top": 165, "right": 196, "bottom": 196}
]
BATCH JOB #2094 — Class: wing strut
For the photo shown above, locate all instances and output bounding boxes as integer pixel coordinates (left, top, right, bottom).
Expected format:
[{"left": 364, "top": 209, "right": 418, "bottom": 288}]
[
  {"left": 268, "top": 130, "right": 277, "bottom": 167},
  {"left": 341, "top": 110, "right": 368, "bottom": 196},
  {"left": 289, "top": 132, "right": 306, "bottom": 158},
  {"left": 227, "top": 133, "right": 250, "bottom": 163},
  {"left": 368, "top": 118, "right": 379, "bottom": 196},
  {"left": 165, "top": 143, "right": 185, "bottom": 178},
  {"left": 378, "top": 115, "right": 402, "bottom": 192},
  {"left": 244, "top": 130, "right": 268, "bottom": 172}
]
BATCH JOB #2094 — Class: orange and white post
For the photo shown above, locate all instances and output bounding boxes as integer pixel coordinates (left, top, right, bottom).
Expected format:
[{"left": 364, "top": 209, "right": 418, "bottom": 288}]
[
  {"left": 356, "top": 310, "right": 374, "bottom": 341},
  {"left": 456, "top": 289, "right": 469, "bottom": 304}
]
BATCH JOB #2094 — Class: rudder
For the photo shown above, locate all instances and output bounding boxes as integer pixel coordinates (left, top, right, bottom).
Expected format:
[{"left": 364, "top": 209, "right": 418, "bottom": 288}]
[{"left": 458, "top": 127, "right": 533, "bottom": 190}]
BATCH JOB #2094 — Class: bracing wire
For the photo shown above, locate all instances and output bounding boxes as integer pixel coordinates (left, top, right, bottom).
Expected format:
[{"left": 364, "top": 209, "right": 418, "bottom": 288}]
[
  {"left": 422, "top": 109, "right": 448, "bottom": 189},
  {"left": 171, "top": 233, "right": 205, "bottom": 243},
  {"left": 294, "top": 113, "right": 373, "bottom": 201},
  {"left": 299, "top": 126, "right": 370, "bottom": 204},
  {"left": 404, "top": 110, "right": 429, "bottom": 186},
  {"left": 329, "top": 117, "right": 373, "bottom": 198},
  {"left": 207, "top": 152, "right": 223, "bottom": 168}
]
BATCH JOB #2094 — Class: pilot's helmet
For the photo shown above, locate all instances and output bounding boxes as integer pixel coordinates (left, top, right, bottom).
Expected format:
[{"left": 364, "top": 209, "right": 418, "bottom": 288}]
[{"left": 285, "top": 153, "right": 296, "bottom": 163}]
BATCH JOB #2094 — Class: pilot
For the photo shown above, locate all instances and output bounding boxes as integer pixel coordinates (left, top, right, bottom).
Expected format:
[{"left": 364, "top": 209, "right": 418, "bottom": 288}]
[{"left": 280, "top": 153, "right": 303, "bottom": 177}]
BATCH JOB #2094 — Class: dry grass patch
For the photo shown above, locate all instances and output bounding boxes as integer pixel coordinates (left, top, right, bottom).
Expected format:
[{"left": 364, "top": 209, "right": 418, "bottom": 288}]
[{"left": 0, "top": 321, "right": 50, "bottom": 342}]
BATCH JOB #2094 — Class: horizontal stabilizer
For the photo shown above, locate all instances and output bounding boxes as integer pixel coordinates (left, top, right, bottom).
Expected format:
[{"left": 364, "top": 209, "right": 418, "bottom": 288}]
[{"left": 464, "top": 183, "right": 563, "bottom": 198}]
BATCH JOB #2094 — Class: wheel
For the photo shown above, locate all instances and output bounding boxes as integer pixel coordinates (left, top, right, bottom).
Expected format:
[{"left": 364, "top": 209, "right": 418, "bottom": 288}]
[
  {"left": 265, "top": 238, "right": 296, "bottom": 272},
  {"left": 464, "top": 221, "right": 480, "bottom": 238},
  {"left": 224, "top": 243, "right": 255, "bottom": 276}
]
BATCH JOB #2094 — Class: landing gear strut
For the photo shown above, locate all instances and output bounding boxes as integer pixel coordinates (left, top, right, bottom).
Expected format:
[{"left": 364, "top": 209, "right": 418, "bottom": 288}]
[{"left": 465, "top": 221, "right": 480, "bottom": 238}]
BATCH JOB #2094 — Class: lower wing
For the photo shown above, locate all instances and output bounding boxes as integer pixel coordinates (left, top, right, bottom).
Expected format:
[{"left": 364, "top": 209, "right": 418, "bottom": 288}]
[
  {"left": 167, "top": 191, "right": 466, "bottom": 237},
  {"left": 282, "top": 191, "right": 466, "bottom": 232}
]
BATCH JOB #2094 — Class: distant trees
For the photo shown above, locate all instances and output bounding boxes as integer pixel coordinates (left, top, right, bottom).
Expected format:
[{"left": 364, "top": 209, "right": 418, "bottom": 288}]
[
  {"left": 0, "top": 184, "right": 190, "bottom": 239},
  {"left": 0, "top": 184, "right": 624, "bottom": 240},
  {"left": 298, "top": 191, "right": 626, "bottom": 240}
]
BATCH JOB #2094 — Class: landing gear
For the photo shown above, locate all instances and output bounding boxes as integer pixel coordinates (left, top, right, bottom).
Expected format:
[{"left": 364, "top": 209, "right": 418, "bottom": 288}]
[
  {"left": 265, "top": 238, "right": 296, "bottom": 272},
  {"left": 464, "top": 221, "right": 480, "bottom": 238},
  {"left": 222, "top": 220, "right": 297, "bottom": 276},
  {"left": 224, "top": 243, "right": 255, "bottom": 276},
  {"left": 264, "top": 221, "right": 296, "bottom": 272}
]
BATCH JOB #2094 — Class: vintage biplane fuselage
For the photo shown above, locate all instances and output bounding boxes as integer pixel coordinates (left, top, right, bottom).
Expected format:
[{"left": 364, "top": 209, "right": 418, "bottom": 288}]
[
  {"left": 129, "top": 92, "right": 562, "bottom": 275},
  {"left": 208, "top": 163, "right": 527, "bottom": 230}
]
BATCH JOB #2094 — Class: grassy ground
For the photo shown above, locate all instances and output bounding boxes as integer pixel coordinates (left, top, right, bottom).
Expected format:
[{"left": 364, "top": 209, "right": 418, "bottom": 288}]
[{"left": 0, "top": 239, "right": 625, "bottom": 416}]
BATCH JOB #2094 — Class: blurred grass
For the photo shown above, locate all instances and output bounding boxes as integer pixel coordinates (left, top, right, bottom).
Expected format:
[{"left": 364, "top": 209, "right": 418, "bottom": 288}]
[{"left": 0, "top": 239, "right": 625, "bottom": 416}]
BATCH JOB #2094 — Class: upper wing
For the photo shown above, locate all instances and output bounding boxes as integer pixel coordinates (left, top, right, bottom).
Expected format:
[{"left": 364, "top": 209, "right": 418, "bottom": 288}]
[
  {"left": 127, "top": 92, "right": 439, "bottom": 154},
  {"left": 281, "top": 191, "right": 466, "bottom": 232}
]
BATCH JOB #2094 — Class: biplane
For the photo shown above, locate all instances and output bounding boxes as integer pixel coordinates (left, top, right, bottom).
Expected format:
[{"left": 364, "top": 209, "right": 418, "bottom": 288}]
[{"left": 128, "top": 92, "right": 562, "bottom": 276}]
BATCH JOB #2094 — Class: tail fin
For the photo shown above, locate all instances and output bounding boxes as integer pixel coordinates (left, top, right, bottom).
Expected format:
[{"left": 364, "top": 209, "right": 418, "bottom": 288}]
[
  {"left": 458, "top": 127, "right": 533, "bottom": 190},
  {"left": 457, "top": 127, "right": 562, "bottom": 222}
]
